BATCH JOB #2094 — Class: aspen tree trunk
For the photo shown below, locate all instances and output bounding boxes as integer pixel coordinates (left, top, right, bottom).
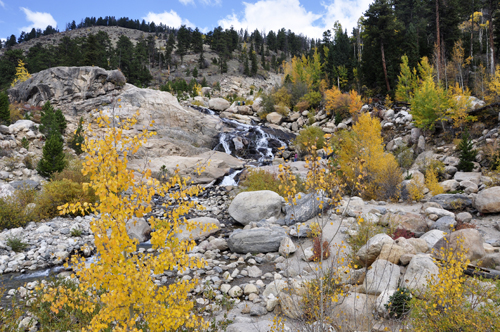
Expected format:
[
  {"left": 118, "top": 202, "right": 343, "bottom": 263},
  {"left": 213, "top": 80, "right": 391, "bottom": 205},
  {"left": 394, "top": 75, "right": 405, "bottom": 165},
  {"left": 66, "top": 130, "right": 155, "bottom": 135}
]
[{"left": 489, "top": 0, "right": 496, "bottom": 74}]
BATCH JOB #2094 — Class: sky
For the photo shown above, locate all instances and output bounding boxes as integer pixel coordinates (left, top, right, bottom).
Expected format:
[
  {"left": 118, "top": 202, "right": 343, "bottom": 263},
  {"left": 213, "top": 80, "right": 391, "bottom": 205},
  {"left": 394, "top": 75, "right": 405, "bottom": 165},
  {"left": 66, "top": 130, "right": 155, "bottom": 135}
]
[{"left": 0, "top": 0, "right": 375, "bottom": 42}]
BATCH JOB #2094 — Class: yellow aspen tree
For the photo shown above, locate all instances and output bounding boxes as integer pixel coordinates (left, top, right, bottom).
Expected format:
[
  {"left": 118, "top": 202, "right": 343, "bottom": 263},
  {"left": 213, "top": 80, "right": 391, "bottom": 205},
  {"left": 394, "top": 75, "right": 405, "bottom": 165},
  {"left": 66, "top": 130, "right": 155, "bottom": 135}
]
[
  {"left": 11, "top": 59, "right": 31, "bottom": 87},
  {"left": 43, "top": 102, "right": 210, "bottom": 331}
]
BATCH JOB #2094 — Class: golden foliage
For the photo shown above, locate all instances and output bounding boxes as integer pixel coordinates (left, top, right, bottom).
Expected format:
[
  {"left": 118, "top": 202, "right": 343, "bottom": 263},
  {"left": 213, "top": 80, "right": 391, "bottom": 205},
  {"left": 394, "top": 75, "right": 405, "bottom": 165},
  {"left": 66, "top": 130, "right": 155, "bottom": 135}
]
[
  {"left": 336, "top": 113, "right": 400, "bottom": 200},
  {"left": 446, "top": 83, "right": 476, "bottom": 129},
  {"left": 282, "top": 48, "right": 323, "bottom": 90},
  {"left": 41, "top": 102, "right": 209, "bottom": 331},
  {"left": 11, "top": 59, "right": 31, "bottom": 87},
  {"left": 324, "top": 86, "right": 363, "bottom": 120},
  {"left": 407, "top": 179, "right": 425, "bottom": 201},
  {"left": 273, "top": 86, "right": 292, "bottom": 108},
  {"left": 411, "top": 238, "right": 500, "bottom": 331},
  {"left": 486, "top": 64, "right": 500, "bottom": 104},
  {"left": 425, "top": 167, "right": 444, "bottom": 196}
]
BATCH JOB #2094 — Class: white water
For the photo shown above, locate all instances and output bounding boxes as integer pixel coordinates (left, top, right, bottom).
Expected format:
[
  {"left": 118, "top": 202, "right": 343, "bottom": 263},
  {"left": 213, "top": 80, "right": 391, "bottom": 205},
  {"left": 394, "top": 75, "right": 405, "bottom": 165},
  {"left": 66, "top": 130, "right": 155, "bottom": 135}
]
[{"left": 219, "top": 169, "right": 243, "bottom": 186}]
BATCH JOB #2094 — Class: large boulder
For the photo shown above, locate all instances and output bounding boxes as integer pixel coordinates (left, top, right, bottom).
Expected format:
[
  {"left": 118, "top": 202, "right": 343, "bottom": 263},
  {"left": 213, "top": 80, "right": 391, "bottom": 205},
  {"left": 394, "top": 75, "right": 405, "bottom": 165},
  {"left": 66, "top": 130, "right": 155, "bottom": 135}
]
[
  {"left": 175, "top": 217, "right": 220, "bottom": 241},
  {"left": 278, "top": 192, "right": 330, "bottom": 226},
  {"left": 475, "top": 186, "right": 500, "bottom": 213},
  {"left": 208, "top": 98, "right": 230, "bottom": 111},
  {"left": 454, "top": 172, "right": 482, "bottom": 185},
  {"left": 332, "top": 292, "right": 377, "bottom": 331},
  {"left": 380, "top": 212, "right": 428, "bottom": 233},
  {"left": 430, "top": 194, "right": 472, "bottom": 210},
  {"left": 356, "top": 234, "right": 394, "bottom": 266},
  {"left": 125, "top": 217, "right": 151, "bottom": 242},
  {"left": 9, "top": 67, "right": 222, "bottom": 158},
  {"left": 401, "top": 254, "right": 439, "bottom": 297},
  {"left": 266, "top": 112, "right": 283, "bottom": 125},
  {"left": 364, "top": 259, "right": 400, "bottom": 295},
  {"left": 433, "top": 229, "right": 486, "bottom": 262},
  {"left": 227, "top": 226, "right": 288, "bottom": 253},
  {"left": 228, "top": 190, "right": 284, "bottom": 225}
]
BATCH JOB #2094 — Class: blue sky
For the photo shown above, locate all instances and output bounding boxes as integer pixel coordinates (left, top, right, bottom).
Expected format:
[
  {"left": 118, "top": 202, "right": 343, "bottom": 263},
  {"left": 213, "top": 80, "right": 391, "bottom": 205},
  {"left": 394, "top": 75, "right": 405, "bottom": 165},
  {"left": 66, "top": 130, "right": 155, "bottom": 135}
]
[{"left": 0, "top": 0, "right": 374, "bottom": 41}]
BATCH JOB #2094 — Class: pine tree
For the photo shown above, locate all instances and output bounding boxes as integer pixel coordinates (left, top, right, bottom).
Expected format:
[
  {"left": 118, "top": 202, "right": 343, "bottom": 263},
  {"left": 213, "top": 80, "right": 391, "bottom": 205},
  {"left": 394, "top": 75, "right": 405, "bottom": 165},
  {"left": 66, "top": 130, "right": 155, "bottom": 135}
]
[
  {"left": 0, "top": 92, "right": 9, "bottom": 124},
  {"left": 37, "top": 118, "right": 66, "bottom": 177},
  {"left": 70, "top": 117, "right": 85, "bottom": 155},
  {"left": 192, "top": 66, "right": 198, "bottom": 77},
  {"left": 40, "top": 101, "right": 66, "bottom": 136},
  {"left": 457, "top": 129, "right": 477, "bottom": 172}
]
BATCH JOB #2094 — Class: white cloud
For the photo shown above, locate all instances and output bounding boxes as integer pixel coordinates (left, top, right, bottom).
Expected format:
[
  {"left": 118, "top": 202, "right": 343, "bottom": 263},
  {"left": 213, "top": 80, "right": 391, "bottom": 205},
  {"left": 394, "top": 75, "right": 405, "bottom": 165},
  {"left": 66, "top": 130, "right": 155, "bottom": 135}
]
[
  {"left": 200, "top": 0, "right": 222, "bottom": 5},
  {"left": 179, "top": 0, "right": 195, "bottom": 5},
  {"left": 142, "top": 10, "right": 194, "bottom": 28},
  {"left": 218, "top": 0, "right": 324, "bottom": 38},
  {"left": 19, "top": 7, "right": 57, "bottom": 32},
  {"left": 321, "top": 0, "right": 373, "bottom": 34},
  {"left": 0, "top": 1, "right": 5, "bottom": 9},
  {"left": 218, "top": 0, "right": 370, "bottom": 39}
]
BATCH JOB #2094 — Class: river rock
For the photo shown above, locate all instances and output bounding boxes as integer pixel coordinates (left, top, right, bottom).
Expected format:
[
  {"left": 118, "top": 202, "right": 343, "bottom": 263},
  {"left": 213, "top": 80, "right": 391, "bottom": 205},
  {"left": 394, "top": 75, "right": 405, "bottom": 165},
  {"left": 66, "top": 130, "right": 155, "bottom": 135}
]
[
  {"left": 175, "top": 217, "right": 220, "bottom": 241},
  {"left": 279, "top": 192, "right": 330, "bottom": 225},
  {"left": 208, "top": 98, "right": 230, "bottom": 111},
  {"left": 227, "top": 226, "right": 288, "bottom": 253},
  {"left": 430, "top": 194, "right": 472, "bottom": 210},
  {"left": 0, "top": 183, "right": 15, "bottom": 199},
  {"left": 125, "top": 217, "right": 151, "bottom": 242},
  {"left": 380, "top": 212, "right": 427, "bottom": 233},
  {"left": 433, "top": 229, "right": 486, "bottom": 261},
  {"left": 440, "top": 180, "right": 460, "bottom": 192},
  {"left": 266, "top": 112, "right": 283, "bottom": 125},
  {"left": 431, "top": 216, "right": 456, "bottom": 233},
  {"left": 279, "top": 237, "right": 297, "bottom": 256},
  {"left": 364, "top": 259, "right": 400, "bottom": 295},
  {"left": 228, "top": 190, "right": 284, "bottom": 225},
  {"left": 425, "top": 207, "right": 455, "bottom": 219},
  {"left": 333, "top": 292, "right": 377, "bottom": 331},
  {"left": 401, "top": 254, "right": 439, "bottom": 297},
  {"left": 454, "top": 172, "right": 482, "bottom": 185},
  {"left": 377, "top": 243, "right": 406, "bottom": 264},
  {"left": 279, "top": 293, "right": 304, "bottom": 319},
  {"left": 356, "top": 233, "right": 394, "bottom": 266},
  {"left": 475, "top": 186, "right": 500, "bottom": 213},
  {"left": 420, "top": 229, "right": 446, "bottom": 248}
]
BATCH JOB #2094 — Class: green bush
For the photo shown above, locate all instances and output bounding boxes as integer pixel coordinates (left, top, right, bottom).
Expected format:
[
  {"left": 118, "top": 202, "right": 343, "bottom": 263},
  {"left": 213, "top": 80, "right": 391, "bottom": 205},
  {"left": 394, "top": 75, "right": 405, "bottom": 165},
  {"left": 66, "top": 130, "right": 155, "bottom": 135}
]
[
  {"left": 0, "top": 186, "right": 37, "bottom": 230},
  {"left": 294, "top": 126, "right": 325, "bottom": 153},
  {"left": 239, "top": 169, "right": 306, "bottom": 198},
  {"left": 70, "top": 117, "right": 85, "bottom": 155},
  {"left": 6, "top": 236, "right": 28, "bottom": 252},
  {"left": 0, "top": 92, "right": 10, "bottom": 124},
  {"left": 385, "top": 287, "right": 412, "bottom": 319},
  {"left": 300, "top": 91, "right": 322, "bottom": 109}
]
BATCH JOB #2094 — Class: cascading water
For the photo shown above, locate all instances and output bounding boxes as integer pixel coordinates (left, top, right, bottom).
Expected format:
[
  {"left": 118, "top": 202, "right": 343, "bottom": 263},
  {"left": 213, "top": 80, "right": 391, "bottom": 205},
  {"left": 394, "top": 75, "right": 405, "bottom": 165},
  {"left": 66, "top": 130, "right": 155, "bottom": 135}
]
[{"left": 191, "top": 105, "right": 292, "bottom": 186}]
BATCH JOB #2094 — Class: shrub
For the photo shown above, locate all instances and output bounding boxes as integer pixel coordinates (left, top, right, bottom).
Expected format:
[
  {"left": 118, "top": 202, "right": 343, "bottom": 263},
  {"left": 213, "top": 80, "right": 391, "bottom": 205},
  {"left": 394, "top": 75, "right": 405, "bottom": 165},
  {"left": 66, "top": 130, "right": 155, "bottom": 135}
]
[
  {"left": 52, "top": 159, "right": 88, "bottom": 183},
  {"left": 311, "top": 237, "right": 330, "bottom": 261},
  {"left": 6, "top": 236, "right": 28, "bottom": 252},
  {"left": 385, "top": 287, "right": 412, "bottom": 319},
  {"left": 239, "top": 169, "right": 306, "bottom": 197},
  {"left": 410, "top": 239, "right": 500, "bottom": 331},
  {"left": 23, "top": 154, "right": 36, "bottom": 170},
  {"left": 391, "top": 229, "right": 415, "bottom": 240},
  {"left": 275, "top": 105, "right": 290, "bottom": 116},
  {"left": 457, "top": 129, "right": 477, "bottom": 172},
  {"left": 295, "top": 100, "right": 310, "bottom": 112},
  {"left": 9, "top": 104, "right": 23, "bottom": 123},
  {"left": 346, "top": 217, "right": 387, "bottom": 261},
  {"left": 425, "top": 167, "right": 444, "bottom": 196},
  {"left": 0, "top": 92, "right": 9, "bottom": 124},
  {"left": 294, "top": 126, "right": 325, "bottom": 153},
  {"left": 35, "top": 179, "right": 96, "bottom": 219},
  {"left": 324, "top": 86, "right": 363, "bottom": 120},
  {"left": 273, "top": 86, "right": 292, "bottom": 108},
  {"left": 71, "top": 228, "right": 83, "bottom": 237},
  {"left": 455, "top": 219, "right": 476, "bottom": 230},
  {"left": 300, "top": 91, "right": 322, "bottom": 109},
  {"left": 419, "top": 158, "right": 445, "bottom": 179},
  {"left": 0, "top": 186, "right": 37, "bottom": 230},
  {"left": 21, "top": 137, "right": 29, "bottom": 150},
  {"left": 372, "top": 158, "right": 402, "bottom": 201},
  {"left": 407, "top": 179, "right": 425, "bottom": 201},
  {"left": 336, "top": 113, "right": 401, "bottom": 200}
]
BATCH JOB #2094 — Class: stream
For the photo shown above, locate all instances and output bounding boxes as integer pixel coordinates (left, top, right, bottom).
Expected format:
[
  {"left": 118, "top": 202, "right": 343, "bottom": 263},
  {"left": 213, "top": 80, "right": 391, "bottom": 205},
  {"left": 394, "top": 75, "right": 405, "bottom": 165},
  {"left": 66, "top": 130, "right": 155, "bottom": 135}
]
[{"left": 0, "top": 105, "right": 295, "bottom": 307}]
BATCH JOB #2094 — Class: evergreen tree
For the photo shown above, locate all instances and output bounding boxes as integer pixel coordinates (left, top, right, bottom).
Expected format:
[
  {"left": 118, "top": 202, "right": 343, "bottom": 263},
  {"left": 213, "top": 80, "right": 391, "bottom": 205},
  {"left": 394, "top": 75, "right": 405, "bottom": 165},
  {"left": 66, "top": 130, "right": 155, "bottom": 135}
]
[
  {"left": 0, "top": 92, "right": 9, "bottom": 124},
  {"left": 40, "top": 101, "right": 66, "bottom": 136},
  {"left": 192, "top": 66, "right": 198, "bottom": 77},
  {"left": 457, "top": 129, "right": 477, "bottom": 172},
  {"left": 37, "top": 121, "right": 66, "bottom": 178},
  {"left": 70, "top": 117, "right": 85, "bottom": 155}
]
